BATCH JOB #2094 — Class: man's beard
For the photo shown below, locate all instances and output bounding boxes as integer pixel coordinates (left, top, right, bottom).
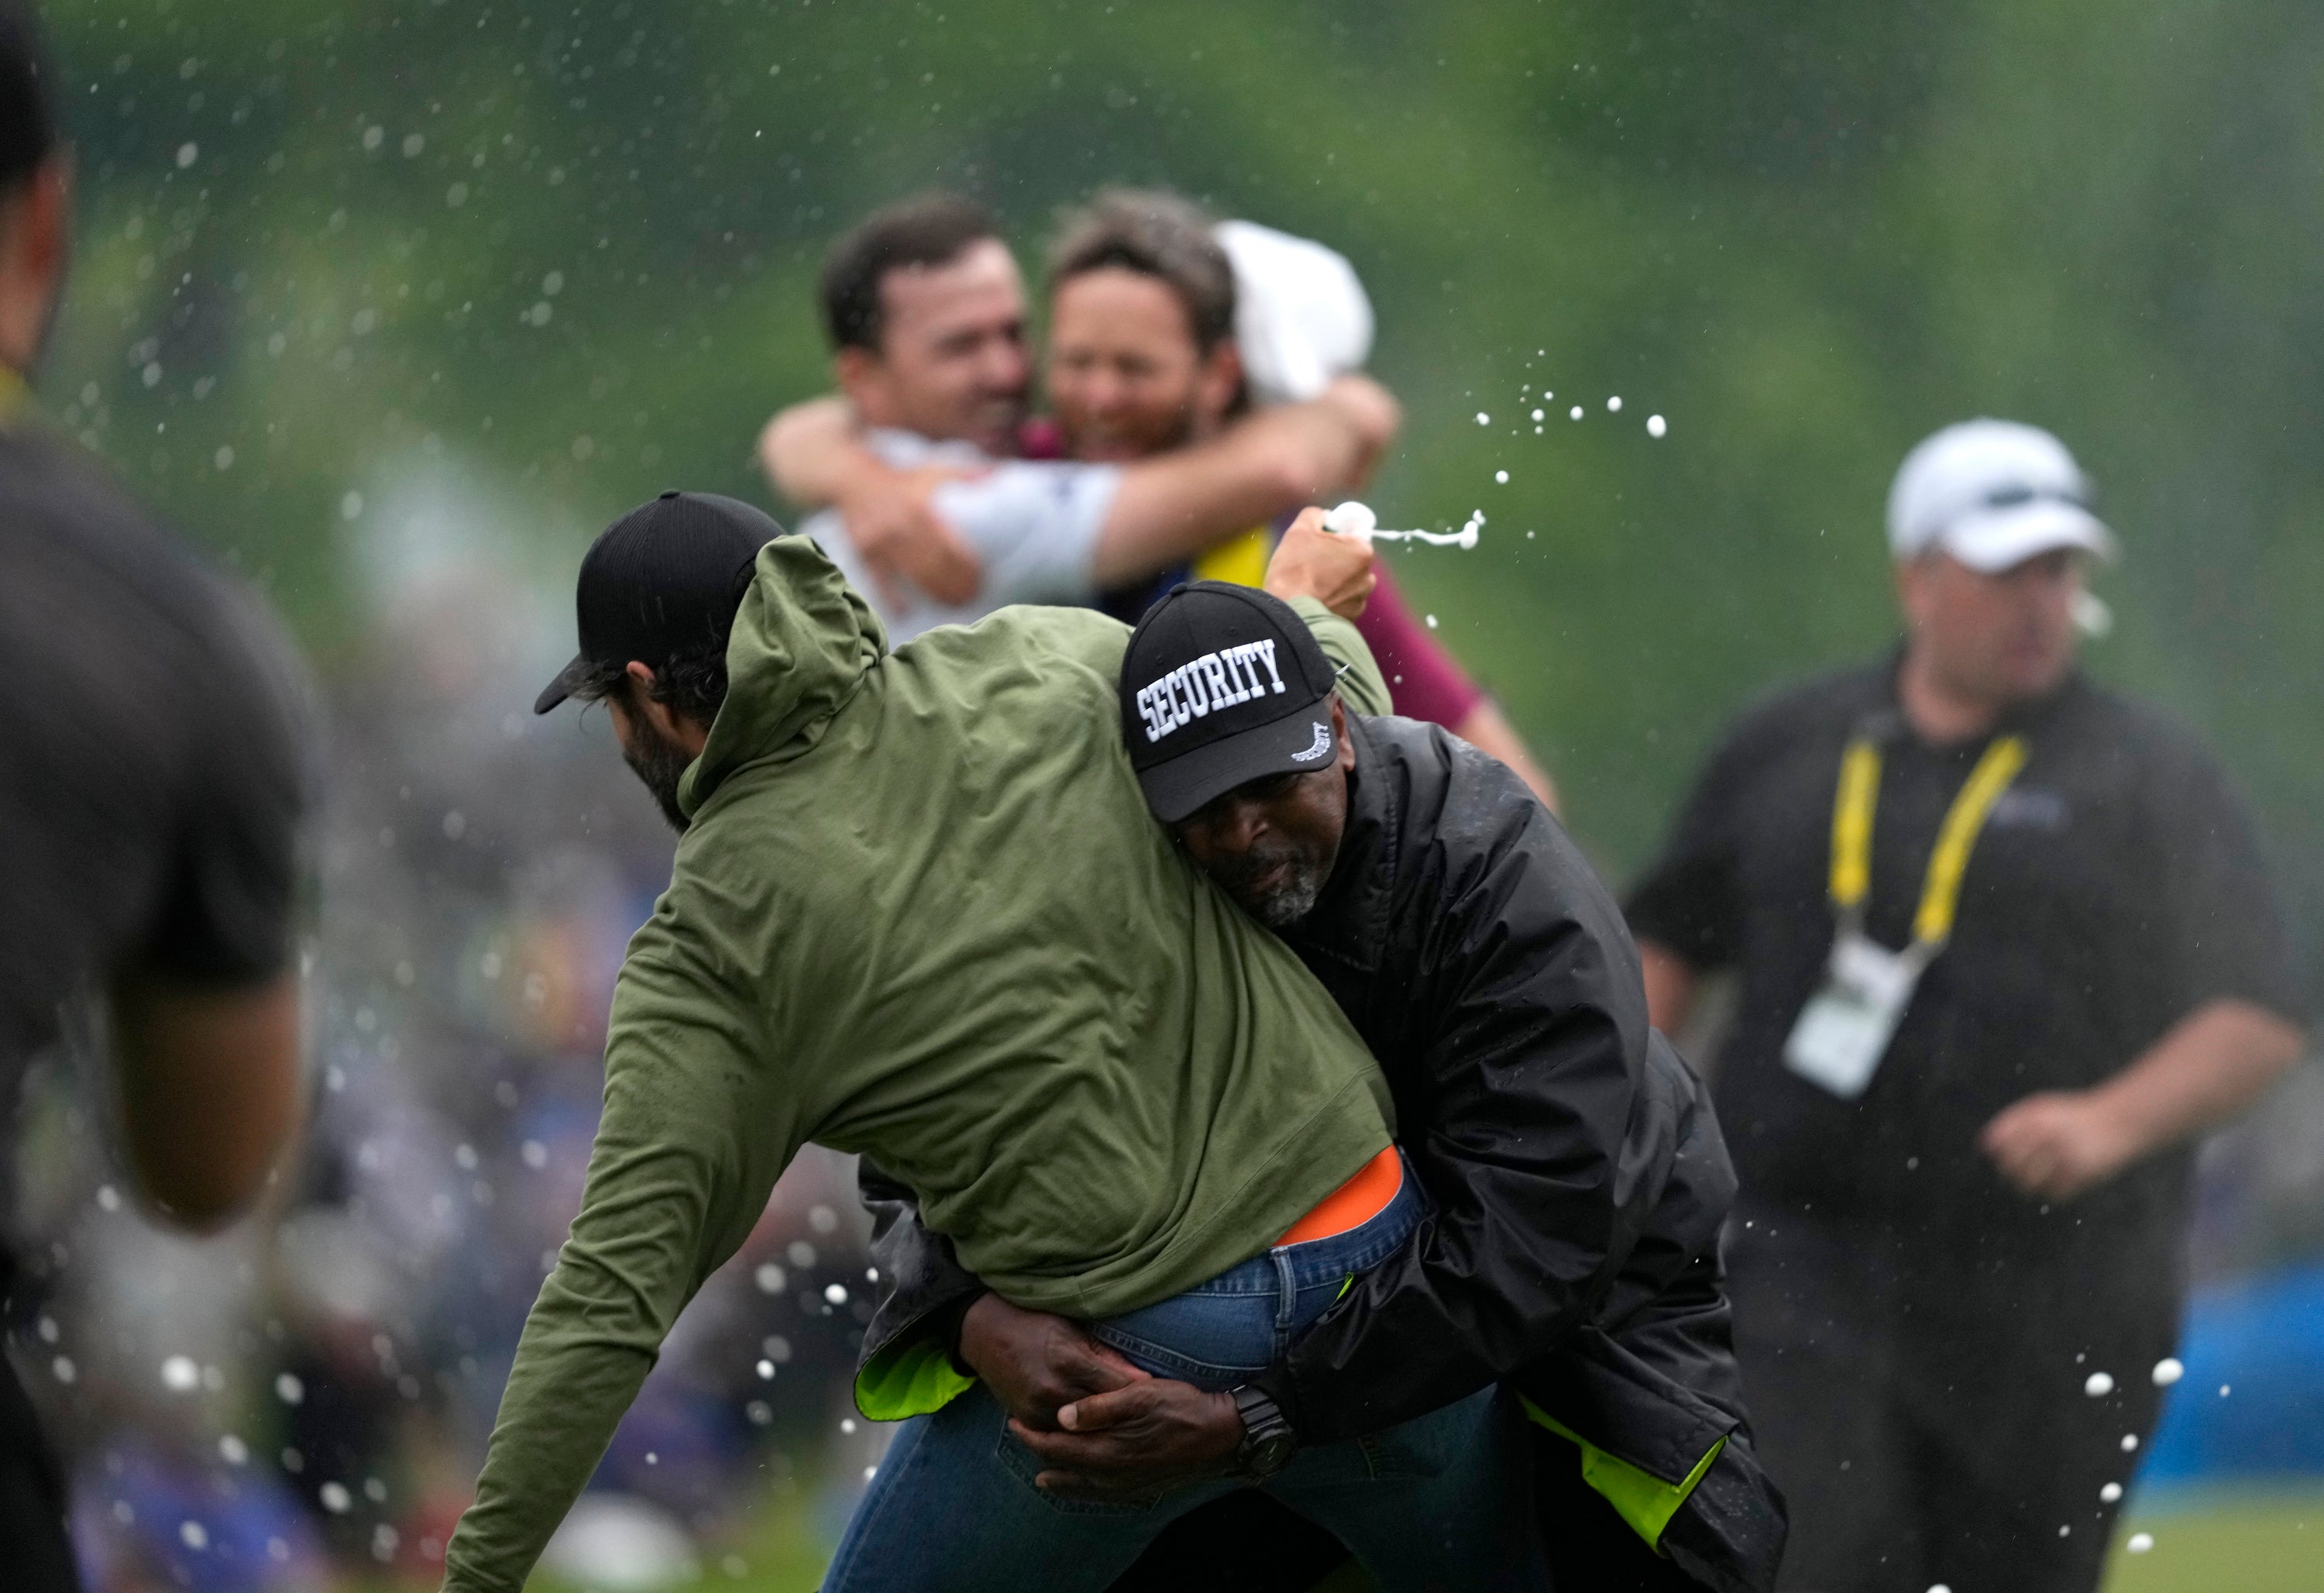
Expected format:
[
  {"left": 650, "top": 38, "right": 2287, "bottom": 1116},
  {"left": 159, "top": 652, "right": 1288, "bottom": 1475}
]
[
  {"left": 1208, "top": 838, "right": 1332, "bottom": 929},
  {"left": 623, "top": 722, "right": 695, "bottom": 833}
]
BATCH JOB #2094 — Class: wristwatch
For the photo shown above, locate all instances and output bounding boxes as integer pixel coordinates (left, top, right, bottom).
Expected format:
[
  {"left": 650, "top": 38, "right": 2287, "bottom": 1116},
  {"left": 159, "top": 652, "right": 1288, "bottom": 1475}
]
[{"left": 1229, "top": 1384, "right": 1297, "bottom": 1479}]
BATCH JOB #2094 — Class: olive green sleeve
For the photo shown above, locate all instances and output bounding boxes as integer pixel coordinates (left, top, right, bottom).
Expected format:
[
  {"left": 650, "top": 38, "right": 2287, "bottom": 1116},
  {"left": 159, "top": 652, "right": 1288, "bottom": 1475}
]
[
  {"left": 1288, "top": 595, "right": 1392, "bottom": 717},
  {"left": 441, "top": 947, "right": 800, "bottom": 1593}
]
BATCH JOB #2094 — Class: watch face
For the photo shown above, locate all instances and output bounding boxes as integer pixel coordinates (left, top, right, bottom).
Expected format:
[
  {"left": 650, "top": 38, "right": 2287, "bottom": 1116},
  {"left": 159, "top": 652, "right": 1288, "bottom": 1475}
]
[{"left": 1250, "top": 1431, "right": 1296, "bottom": 1475}]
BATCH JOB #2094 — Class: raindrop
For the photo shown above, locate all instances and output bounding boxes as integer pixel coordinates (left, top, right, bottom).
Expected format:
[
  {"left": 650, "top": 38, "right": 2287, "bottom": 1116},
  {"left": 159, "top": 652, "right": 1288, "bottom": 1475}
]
[
  {"left": 787, "top": 1240, "right": 818, "bottom": 1269},
  {"left": 362, "top": 126, "right": 384, "bottom": 151},
  {"left": 2127, "top": 1533, "right": 2154, "bottom": 1553},
  {"left": 755, "top": 1359, "right": 775, "bottom": 1380},
  {"left": 863, "top": 1464, "right": 878, "bottom": 1481},
  {"left": 823, "top": 1282, "right": 850, "bottom": 1306},
  {"left": 401, "top": 133, "right": 425, "bottom": 158},
  {"left": 755, "top": 1263, "right": 787, "bottom": 1295},
  {"left": 1531, "top": 408, "right": 1545, "bottom": 422},
  {"left": 219, "top": 1435, "right": 249, "bottom": 1466},
  {"left": 1569, "top": 406, "right": 1583, "bottom": 421},
  {"left": 213, "top": 446, "right": 234, "bottom": 471},
  {"left": 275, "top": 1371, "right": 305, "bottom": 1405},
  {"left": 809, "top": 1204, "right": 841, "bottom": 1234},
  {"left": 319, "top": 1481, "right": 351, "bottom": 1514},
  {"left": 521, "top": 1140, "right": 548, "bottom": 1170},
  {"left": 2101, "top": 1481, "right": 2123, "bottom": 1503},
  {"left": 2084, "top": 1371, "right": 2115, "bottom": 1397},
  {"left": 1425, "top": 614, "right": 1439, "bottom": 629},
  {"left": 1474, "top": 412, "right": 1490, "bottom": 425},
  {"left": 51, "top": 1357, "right": 74, "bottom": 1384},
  {"left": 180, "top": 1520, "right": 209, "bottom": 1550},
  {"left": 2120, "top": 1433, "right": 2139, "bottom": 1452},
  {"left": 2151, "top": 1357, "right": 2182, "bottom": 1387},
  {"left": 340, "top": 490, "right": 364, "bottom": 521},
  {"left": 1648, "top": 415, "right": 1668, "bottom": 439},
  {"left": 745, "top": 1401, "right": 772, "bottom": 1426},
  {"left": 2219, "top": 1384, "right": 2231, "bottom": 1397},
  {"left": 763, "top": 1335, "right": 792, "bottom": 1364},
  {"left": 841, "top": 1419, "right": 857, "bottom": 1435},
  {"left": 96, "top": 1185, "right": 121, "bottom": 1212},
  {"left": 442, "top": 810, "right": 466, "bottom": 840},
  {"left": 175, "top": 142, "right": 198, "bottom": 168},
  {"left": 1494, "top": 470, "right": 1509, "bottom": 484},
  {"left": 1607, "top": 396, "right": 1623, "bottom": 412},
  {"left": 162, "top": 1355, "right": 200, "bottom": 1393}
]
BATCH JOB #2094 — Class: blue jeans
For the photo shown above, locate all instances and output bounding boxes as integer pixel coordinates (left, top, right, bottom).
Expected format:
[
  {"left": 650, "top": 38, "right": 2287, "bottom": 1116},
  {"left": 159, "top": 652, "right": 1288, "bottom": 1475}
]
[{"left": 823, "top": 1158, "right": 1543, "bottom": 1591}]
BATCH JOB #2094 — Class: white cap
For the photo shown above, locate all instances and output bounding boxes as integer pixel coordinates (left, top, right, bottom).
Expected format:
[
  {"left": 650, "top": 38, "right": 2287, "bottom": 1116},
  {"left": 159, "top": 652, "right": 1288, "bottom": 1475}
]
[
  {"left": 1886, "top": 419, "right": 2118, "bottom": 572},
  {"left": 1214, "top": 219, "right": 1374, "bottom": 407}
]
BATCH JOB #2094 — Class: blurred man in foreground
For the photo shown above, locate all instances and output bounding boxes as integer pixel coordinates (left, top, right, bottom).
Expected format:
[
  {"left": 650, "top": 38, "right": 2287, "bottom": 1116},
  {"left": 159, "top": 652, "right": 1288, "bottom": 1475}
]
[
  {"left": 1628, "top": 420, "right": 2308, "bottom": 1593},
  {"left": 0, "top": 5, "right": 311, "bottom": 1584},
  {"left": 857, "top": 573, "right": 1788, "bottom": 1591},
  {"left": 759, "top": 189, "right": 1559, "bottom": 808}
]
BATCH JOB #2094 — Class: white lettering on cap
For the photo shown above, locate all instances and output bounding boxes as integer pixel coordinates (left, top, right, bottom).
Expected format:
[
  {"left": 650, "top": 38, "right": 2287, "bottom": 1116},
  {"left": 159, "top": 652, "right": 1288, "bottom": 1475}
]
[{"left": 1137, "top": 639, "right": 1290, "bottom": 744}]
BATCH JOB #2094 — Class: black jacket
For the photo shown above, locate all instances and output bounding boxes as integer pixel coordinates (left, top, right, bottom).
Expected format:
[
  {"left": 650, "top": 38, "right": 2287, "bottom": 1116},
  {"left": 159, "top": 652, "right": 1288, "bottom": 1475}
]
[{"left": 858, "top": 713, "right": 1784, "bottom": 1591}]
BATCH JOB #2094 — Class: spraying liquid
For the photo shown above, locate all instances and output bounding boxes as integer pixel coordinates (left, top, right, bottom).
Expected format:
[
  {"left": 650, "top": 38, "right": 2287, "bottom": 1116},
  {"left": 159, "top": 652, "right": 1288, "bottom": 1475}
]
[{"left": 1325, "top": 501, "right": 1481, "bottom": 549}]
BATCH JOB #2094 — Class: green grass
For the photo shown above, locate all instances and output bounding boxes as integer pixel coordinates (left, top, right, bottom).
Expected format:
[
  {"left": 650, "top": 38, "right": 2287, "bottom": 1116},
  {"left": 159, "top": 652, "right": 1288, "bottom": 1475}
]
[
  {"left": 2102, "top": 1489, "right": 2323, "bottom": 1593},
  {"left": 496, "top": 1481, "right": 2324, "bottom": 1592}
]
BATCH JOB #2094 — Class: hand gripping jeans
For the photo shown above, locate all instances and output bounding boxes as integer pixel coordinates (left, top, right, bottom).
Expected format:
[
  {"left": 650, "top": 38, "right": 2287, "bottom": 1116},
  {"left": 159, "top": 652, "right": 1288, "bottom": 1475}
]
[{"left": 823, "top": 1155, "right": 1544, "bottom": 1592}]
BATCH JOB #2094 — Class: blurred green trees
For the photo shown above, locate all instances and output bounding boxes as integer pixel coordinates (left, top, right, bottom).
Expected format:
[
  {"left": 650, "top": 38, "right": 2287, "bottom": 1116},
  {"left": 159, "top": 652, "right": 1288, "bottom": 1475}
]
[{"left": 33, "top": 0, "right": 2323, "bottom": 982}]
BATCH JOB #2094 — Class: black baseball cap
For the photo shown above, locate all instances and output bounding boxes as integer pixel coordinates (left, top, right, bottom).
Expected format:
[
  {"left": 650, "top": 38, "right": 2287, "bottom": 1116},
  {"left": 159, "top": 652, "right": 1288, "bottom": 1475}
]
[
  {"left": 1120, "top": 581, "right": 1342, "bottom": 823},
  {"left": 533, "top": 490, "right": 781, "bottom": 714}
]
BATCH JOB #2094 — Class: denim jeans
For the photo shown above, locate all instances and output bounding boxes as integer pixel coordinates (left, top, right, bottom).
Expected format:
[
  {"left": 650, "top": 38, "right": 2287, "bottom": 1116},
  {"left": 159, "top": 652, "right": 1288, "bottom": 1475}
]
[{"left": 823, "top": 1156, "right": 1544, "bottom": 1592}]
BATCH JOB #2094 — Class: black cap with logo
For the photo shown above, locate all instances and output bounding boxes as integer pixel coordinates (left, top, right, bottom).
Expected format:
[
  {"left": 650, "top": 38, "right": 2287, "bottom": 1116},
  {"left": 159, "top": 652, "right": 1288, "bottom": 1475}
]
[
  {"left": 1120, "top": 581, "right": 1342, "bottom": 823},
  {"left": 534, "top": 490, "right": 781, "bottom": 714}
]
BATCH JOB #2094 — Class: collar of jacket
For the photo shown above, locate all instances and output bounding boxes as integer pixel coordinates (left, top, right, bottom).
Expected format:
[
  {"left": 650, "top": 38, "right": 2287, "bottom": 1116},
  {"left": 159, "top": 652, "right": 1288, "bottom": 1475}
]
[
  {"left": 678, "top": 534, "right": 889, "bottom": 821},
  {"left": 1282, "top": 710, "right": 1404, "bottom": 974}
]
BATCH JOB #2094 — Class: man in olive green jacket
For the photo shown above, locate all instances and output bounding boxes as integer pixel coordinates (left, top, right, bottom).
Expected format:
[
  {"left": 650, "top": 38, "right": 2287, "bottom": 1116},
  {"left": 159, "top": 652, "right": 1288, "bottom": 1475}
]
[{"left": 441, "top": 497, "right": 1424, "bottom": 1591}]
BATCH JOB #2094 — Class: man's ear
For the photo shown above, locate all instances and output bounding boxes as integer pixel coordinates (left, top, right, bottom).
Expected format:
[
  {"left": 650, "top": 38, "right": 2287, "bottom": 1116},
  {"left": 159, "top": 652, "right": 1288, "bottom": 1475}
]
[
  {"left": 1194, "top": 340, "right": 1245, "bottom": 432},
  {"left": 1331, "top": 694, "right": 1356, "bottom": 773},
  {"left": 622, "top": 661, "right": 703, "bottom": 752},
  {"left": 833, "top": 345, "right": 886, "bottom": 411}
]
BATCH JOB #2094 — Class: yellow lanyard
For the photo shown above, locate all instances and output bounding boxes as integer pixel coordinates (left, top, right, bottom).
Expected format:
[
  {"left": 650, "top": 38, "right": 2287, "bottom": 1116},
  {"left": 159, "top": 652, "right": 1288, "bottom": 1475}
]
[{"left": 1827, "top": 731, "right": 2029, "bottom": 948}]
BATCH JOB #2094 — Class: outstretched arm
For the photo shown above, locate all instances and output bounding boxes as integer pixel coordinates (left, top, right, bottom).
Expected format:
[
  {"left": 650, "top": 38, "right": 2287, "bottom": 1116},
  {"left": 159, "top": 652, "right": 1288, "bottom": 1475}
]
[
  {"left": 755, "top": 396, "right": 981, "bottom": 607},
  {"left": 1093, "top": 377, "right": 1399, "bottom": 588},
  {"left": 442, "top": 954, "right": 799, "bottom": 1593},
  {"left": 112, "top": 970, "right": 303, "bottom": 1228}
]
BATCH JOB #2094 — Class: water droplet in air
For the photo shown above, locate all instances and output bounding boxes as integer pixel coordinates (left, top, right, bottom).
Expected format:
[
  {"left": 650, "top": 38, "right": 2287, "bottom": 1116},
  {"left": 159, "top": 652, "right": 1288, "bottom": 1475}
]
[
  {"left": 755, "top": 1263, "right": 786, "bottom": 1295},
  {"left": 275, "top": 1372, "right": 305, "bottom": 1405},
  {"left": 162, "top": 1355, "right": 200, "bottom": 1393},
  {"left": 841, "top": 1419, "right": 857, "bottom": 1434},
  {"left": 755, "top": 1360, "right": 775, "bottom": 1380},
  {"left": 180, "top": 1520, "right": 209, "bottom": 1550},
  {"left": 2120, "top": 1433, "right": 2139, "bottom": 1452},
  {"left": 2127, "top": 1533, "right": 2154, "bottom": 1553},
  {"left": 2100, "top": 1481, "right": 2123, "bottom": 1502},
  {"left": 2219, "top": 1384, "right": 2231, "bottom": 1397},
  {"left": 319, "top": 1481, "right": 352, "bottom": 1514},
  {"left": 1494, "top": 470, "right": 1509, "bottom": 484},
  {"left": 220, "top": 1435, "right": 249, "bottom": 1466},
  {"left": 176, "top": 143, "right": 198, "bottom": 168},
  {"left": 1648, "top": 415, "right": 1668, "bottom": 438},
  {"left": 1425, "top": 614, "right": 1439, "bottom": 629},
  {"left": 1607, "top": 396, "right": 1623, "bottom": 412},
  {"left": 1531, "top": 408, "right": 1545, "bottom": 421},
  {"left": 823, "top": 1282, "right": 850, "bottom": 1306},
  {"left": 1474, "top": 412, "right": 1490, "bottom": 425},
  {"left": 2084, "top": 1371, "right": 2115, "bottom": 1397},
  {"left": 2150, "top": 1357, "right": 2182, "bottom": 1387},
  {"left": 1569, "top": 406, "right": 1583, "bottom": 421}
]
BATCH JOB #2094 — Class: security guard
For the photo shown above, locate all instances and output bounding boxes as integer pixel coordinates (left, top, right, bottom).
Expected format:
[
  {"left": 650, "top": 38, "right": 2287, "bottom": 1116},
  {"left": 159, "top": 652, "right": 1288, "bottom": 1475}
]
[{"left": 1628, "top": 419, "right": 2308, "bottom": 1593}]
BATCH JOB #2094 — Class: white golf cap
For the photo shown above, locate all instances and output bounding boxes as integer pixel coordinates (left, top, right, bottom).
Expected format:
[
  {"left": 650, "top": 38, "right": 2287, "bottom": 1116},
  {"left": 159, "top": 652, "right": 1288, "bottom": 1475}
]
[
  {"left": 1214, "top": 219, "right": 1374, "bottom": 407},
  {"left": 1886, "top": 419, "right": 2118, "bottom": 573}
]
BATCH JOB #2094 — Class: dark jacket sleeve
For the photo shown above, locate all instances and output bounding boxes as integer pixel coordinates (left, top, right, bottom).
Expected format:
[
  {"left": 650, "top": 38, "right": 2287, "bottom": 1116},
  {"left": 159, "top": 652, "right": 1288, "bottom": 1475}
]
[
  {"left": 1259, "top": 755, "right": 1655, "bottom": 1445},
  {"left": 856, "top": 1160, "right": 985, "bottom": 1378}
]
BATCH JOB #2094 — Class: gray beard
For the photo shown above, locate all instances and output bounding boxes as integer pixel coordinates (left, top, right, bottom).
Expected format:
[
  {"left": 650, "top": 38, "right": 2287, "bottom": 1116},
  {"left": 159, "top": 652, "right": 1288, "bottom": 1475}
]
[{"left": 1211, "top": 839, "right": 1332, "bottom": 929}]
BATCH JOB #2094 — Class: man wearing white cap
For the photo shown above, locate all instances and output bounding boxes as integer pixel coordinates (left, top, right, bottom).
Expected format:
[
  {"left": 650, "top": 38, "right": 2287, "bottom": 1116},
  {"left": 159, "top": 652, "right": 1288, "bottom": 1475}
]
[{"left": 1625, "top": 419, "right": 2308, "bottom": 1592}]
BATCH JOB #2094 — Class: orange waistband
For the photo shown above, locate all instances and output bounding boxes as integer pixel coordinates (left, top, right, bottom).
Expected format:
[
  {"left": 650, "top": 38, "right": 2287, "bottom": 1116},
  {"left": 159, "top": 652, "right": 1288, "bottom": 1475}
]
[{"left": 1277, "top": 1145, "right": 1403, "bottom": 1247}]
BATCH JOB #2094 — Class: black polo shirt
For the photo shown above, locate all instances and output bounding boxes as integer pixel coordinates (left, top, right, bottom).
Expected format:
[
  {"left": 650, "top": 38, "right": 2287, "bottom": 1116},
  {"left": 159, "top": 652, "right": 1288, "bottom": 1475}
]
[
  {"left": 1, "top": 412, "right": 310, "bottom": 1106},
  {"left": 1628, "top": 653, "right": 2305, "bottom": 1280}
]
